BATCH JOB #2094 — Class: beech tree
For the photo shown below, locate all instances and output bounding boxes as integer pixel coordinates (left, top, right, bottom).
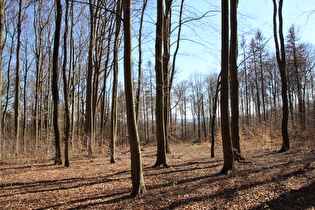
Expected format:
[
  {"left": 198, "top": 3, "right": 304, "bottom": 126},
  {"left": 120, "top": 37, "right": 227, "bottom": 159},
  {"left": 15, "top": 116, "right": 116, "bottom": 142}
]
[
  {"left": 135, "top": 0, "right": 148, "bottom": 120},
  {"left": 272, "top": 0, "right": 290, "bottom": 152},
  {"left": 163, "top": 0, "right": 172, "bottom": 153},
  {"left": 208, "top": 73, "right": 220, "bottom": 158},
  {"left": 110, "top": 0, "right": 122, "bottom": 163},
  {"left": 0, "top": 0, "right": 314, "bottom": 163},
  {"left": 154, "top": 0, "right": 168, "bottom": 167},
  {"left": 52, "top": 0, "right": 62, "bottom": 165},
  {"left": 123, "top": 0, "right": 146, "bottom": 196},
  {"left": 229, "top": 0, "right": 243, "bottom": 160},
  {"left": 0, "top": 0, "right": 3, "bottom": 161},
  {"left": 62, "top": 0, "right": 70, "bottom": 167},
  {"left": 14, "top": 0, "right": 23, "bottom": 155},
  {"left": 86, "top": 0, "right": 96, "bottom": 158},
  {"left": 220, "top": 0, "right": 234, "bottom": 174}
]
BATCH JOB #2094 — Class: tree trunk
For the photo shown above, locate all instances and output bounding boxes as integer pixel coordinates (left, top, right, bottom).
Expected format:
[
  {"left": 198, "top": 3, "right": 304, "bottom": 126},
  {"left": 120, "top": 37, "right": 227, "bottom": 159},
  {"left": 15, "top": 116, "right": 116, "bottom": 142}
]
[
  {"left": 201, "top": 94, "right": 208, "bottom": 139},
  {"left": 14, "top": 0, "right": 23, "bottom": 156},
  {"left": 86, "top": 0, "right": 96, "bottom": 158},
  {"left": 110, "top": 0, "right": 122, "bottom": 163},
  {"left": 52, "top": 0, "right": 62, "bottom": 165},
  {"left": 33, "top": 1, "right": 44, "bottom": 152},
  {"left": 0, "top": 0, "right": 4, "bottom": 161},
  {"left": 229, "top": 0, "right": 243, "bottom": 160},
  {"left": 135, "top": 0, "right": 147, "bottom": 120},
  {"left": 220, "top": 0, "right": 234, "bottom": 174},
  {"left": 272, "top": 0, "right": 290, "bottom": 152},
  {"left": 123, "top": 0, "right": 146, "bottom": 197},
  {"left": 62, "top": 0, "right": 70, "bottom": 167},
  {"left": 211, "top": 74, "right": 220, "bottom": 158},
  {"left": 22, "top": 43, "right": 29, "bottom": 154},
  {"left": 163, "top": 0, "right": 172, "bottom": 154},
  {"left": 154, "top": 0, "right": 168, "bottom": 167}
]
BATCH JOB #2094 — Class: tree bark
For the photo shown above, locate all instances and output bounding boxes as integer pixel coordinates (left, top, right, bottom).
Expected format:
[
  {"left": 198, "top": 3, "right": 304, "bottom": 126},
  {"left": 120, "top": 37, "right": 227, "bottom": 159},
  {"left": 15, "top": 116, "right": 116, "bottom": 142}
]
[
  {"left": 123, "top": 0, "right": 146, "bottom": 197},
  {"left": 211, "top": 74, "right": 220, "bottom": 158},
  {"left": 86, "top": 0, "right": 96, "bottom": 158},
  {"left": 154, "top": 0, "right": 168, "bottom": 167},
  {"left": 62, "top": 0, "right": 70, "bottom": 167},
  {"left": 135, "top": 0, "right": 147, "bottom": 120},
  {"left": 163, "top": 0, "right": 172, "bottom": 154},
  {"left": 110, "top": 0, "right": 122, "bottom": 163},
  {"left": 14, "top": 0, "right": 23, "bottom": 156},
  {"left": 220, "top": 0, "right": 234, "bottom": 174},
  {"left": 272, "top": 0, "right": 290, "bottom": 152},
  {"left": 229, "top": 0, "right": 243, "bottom": 160},
  {"left": 52, "top": 0, "right": 62, "bottom": 165},
  {"left": 0, "top": 0, "right": 4, "bottom": 161}
]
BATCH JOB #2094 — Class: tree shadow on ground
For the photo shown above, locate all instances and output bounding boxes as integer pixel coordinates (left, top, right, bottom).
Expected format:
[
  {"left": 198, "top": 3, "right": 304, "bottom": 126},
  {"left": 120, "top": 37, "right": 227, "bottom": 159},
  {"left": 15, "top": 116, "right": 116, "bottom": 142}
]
[
  {"left": 35, "top": 191, "right": 131, "bottom": 210},
  {"left": 159, "top": 169, "right": 314, "bottom": 210},
  {"left": 0, "top": 163, "right": 54, "bottom": 172},
  {"left": 156, "top": 153, "right": 315, "bottom": 209},
  {"left": 0, "top": 170, "right": 129, "bottom": 198},
  {"left": 1, "top": 146, "right": 314, "bottom": 209},
  {"left": 250, "top": 181, "right": 315, "bottom": 210}
]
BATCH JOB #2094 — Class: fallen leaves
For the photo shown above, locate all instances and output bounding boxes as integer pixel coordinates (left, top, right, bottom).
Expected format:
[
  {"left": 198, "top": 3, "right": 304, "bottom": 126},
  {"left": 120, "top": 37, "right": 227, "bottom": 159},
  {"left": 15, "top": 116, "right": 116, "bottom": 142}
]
[{"left": 0, "top": 143, "right": 314, "bottom": 209}]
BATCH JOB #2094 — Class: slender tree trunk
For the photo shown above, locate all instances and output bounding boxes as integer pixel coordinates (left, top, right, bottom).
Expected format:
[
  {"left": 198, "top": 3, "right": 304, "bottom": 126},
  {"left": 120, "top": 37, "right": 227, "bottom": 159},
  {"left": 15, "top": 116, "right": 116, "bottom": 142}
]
[
  {"left": 253, "top": 54, "right": 262, "bottom": 121},
  {"left": 259, "top": 51, "right": 266, "bottom": 121},
  {"left": 2, "top": 34, "right": 12, "bottom": 135},
  {"left": 211, "top": 74, "right": 220, "bottom": 158},
  {"left": 220, "top": 0, "right": 234, "bottom": 174},
  {"left": 201, "top": 94, "right": 208, "bottom": 139},
  {"left": 154, "top": 0, "right": 168, "bottom": 167},
  {"left": 14, "top": 0, "right": 23, "bottom": 156},
  {"left": 33, "top": 2, "right": 43, "bottom": 152},
  {"left": 69, "top": 0, "right": 75, "bottom": 152},
  {"left": 110, "top": 0, "right": 122, "bottom": 163},
  {"left": 123, "top": 0, "right": 146, "bottom": 197},
  {"left": 86, "top": 0, "right": 96, "bottom": 158},
  {"left": 22, "top": 43, "right": 29, "bottom": 154},
  {"left": 0, "top": 0, "right": 4, "bottom": 161},
  {"left": 171, "top": 0, "right": 184, "bottom": 86},
  {"left": 244, "top": 49, "right": 249, "bottom": 125},
  {"left": 52, "top": 0, "right": 62, "bottom": 165},
  {"left": 164, "top": 0, "right": 172, "bottom": 154},
  {"left": 62, "top": 0, "right": 70, "bottom": 167},
  {"left": 135, "top": 0, "right": 147, "bottom": 120},
  {"left": 230, "top": 0, "right": 243, "bottom": 160},
  {"left": 272, "top": 0, "right": 290, "bottom": 152}
]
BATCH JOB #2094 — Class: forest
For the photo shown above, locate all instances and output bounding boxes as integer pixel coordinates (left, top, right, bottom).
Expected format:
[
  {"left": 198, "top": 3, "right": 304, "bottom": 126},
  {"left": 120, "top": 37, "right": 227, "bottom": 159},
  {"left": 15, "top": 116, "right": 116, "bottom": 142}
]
[{"left": 0, "top": 0, "right": 314, "bottom": 209}]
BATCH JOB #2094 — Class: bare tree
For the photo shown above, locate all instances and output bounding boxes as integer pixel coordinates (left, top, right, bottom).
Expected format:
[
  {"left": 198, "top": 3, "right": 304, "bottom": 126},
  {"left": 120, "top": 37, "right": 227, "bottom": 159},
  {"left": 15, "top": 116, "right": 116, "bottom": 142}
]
[
  {"left": 62, "top": 0, "right": 71, "bottom": 167},
  {"left": 230, "top": 0, "right": 243, "bottom": 160},
  {"left": 135, "top": 0, "right": 148, "bottom": 120},
  {"left": 110, "top": 0, "right": 122, "bottom": 163},
  {"left": 14, "top": 0, "right": 23, "bottom": 155},
  {"left": 286, "top": 25, "right": 306, "bottom": 130},
  {"left": 0, "top": 0, "right": 4, "bottom": 161},
  {"left": 52, "top": 0, "right": 62, "bottom": 165},
  {"left": 163, "top": 0, "right": 172, "bottom": 153},
  {"left": 86, "top": 0, "right": 97, "bottom": 158},
  {"left": 272, "top": 0, "right": 290, "bottom": 152},
  {"left": 154, "top": 0, "right": 168, "bottom": 167},
  {"left": 220, "top": 0, "right": 234, "bottom": 174},
  {"left": 123, "top": 0, "right": 146, "bottom": 196},
  {"left": 209, "top": 73, "right": 220, "bottom": 158}
]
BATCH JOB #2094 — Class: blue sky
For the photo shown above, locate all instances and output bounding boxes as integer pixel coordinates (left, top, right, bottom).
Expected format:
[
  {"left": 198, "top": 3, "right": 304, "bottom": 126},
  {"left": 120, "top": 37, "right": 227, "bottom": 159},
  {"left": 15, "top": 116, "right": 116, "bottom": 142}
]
[{"left": 173, "top": 0, "right": 315, "bottom": 82}]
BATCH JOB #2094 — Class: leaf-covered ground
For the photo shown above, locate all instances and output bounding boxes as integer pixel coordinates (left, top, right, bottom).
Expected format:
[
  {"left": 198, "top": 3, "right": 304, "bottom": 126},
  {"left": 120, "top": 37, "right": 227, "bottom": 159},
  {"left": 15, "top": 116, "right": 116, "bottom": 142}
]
[{"left": 0, "top": 142, "right": 314, "bottom": 209}]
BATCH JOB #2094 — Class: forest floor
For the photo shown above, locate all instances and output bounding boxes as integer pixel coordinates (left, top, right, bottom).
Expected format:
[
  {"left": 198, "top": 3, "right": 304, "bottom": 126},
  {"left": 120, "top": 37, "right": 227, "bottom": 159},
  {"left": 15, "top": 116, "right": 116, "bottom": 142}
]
[{"left": 0, "top": 140, "right": 315, "bottom": 209}]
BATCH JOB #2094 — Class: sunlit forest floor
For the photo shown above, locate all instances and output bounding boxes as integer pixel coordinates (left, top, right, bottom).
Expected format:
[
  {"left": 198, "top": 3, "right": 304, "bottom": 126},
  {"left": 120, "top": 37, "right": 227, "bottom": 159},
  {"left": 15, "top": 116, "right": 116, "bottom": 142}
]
[{"left": 1, "top": 131, "right": 315, "bottom": 209}]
